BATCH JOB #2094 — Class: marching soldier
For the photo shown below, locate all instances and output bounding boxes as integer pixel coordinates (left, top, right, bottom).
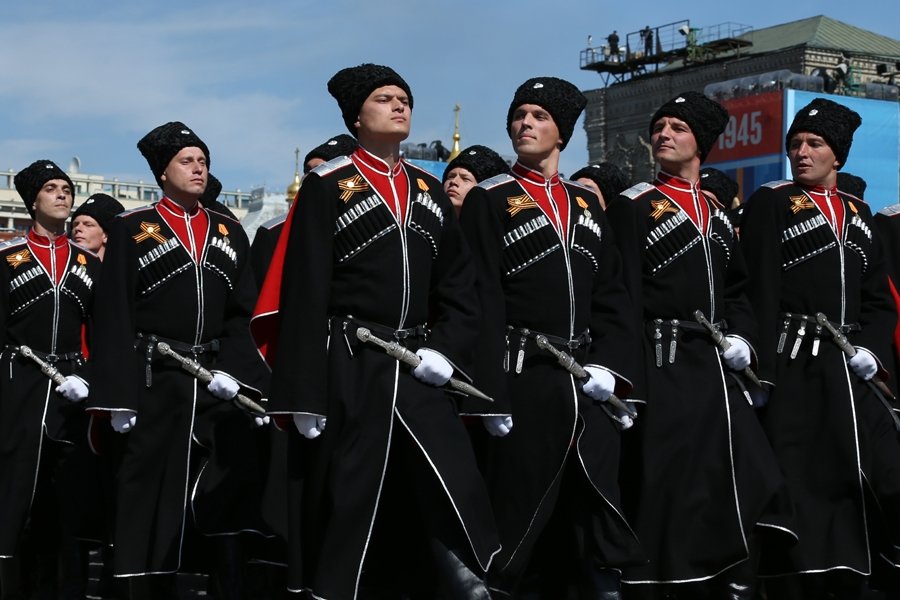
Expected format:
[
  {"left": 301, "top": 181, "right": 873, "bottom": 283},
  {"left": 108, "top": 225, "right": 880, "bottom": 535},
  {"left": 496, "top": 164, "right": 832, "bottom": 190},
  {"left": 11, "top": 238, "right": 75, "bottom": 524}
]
[
  {"left": 252, "top": 63, "right": 499, "bottom": 599},
  {"left": 442, "top": 144, "right": 510, "bottom": 215},
  {"left": 0, "top": 160, "right": 101, "bottom": 599},
  {"left": 570, "top": 162, "right": 630, "bottom": 210},
  {"left": 70, "top": 193, "right": 125, "bottom": 260},
  {"left": 741, "top": 98, "right": 900, "bottom": 599},
  {"left": 87, "top": 122, "right": 269, "bottom": 599},
  {"left": 460, "top": 77, "right": 642, "bottom": 598},
  {"left": 249, "top": 134, "right": 357, "bottom": 287},
  {"left": 604, "top": 92, "right": 794, "bottom": 599}
]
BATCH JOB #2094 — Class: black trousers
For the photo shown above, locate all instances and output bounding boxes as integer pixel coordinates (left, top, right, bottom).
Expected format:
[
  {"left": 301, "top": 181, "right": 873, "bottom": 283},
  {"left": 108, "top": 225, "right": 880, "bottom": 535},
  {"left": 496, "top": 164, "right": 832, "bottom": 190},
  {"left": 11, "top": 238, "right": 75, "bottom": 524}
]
[{"left": 358, "top": 426, "right": 485, "bottom": 599}]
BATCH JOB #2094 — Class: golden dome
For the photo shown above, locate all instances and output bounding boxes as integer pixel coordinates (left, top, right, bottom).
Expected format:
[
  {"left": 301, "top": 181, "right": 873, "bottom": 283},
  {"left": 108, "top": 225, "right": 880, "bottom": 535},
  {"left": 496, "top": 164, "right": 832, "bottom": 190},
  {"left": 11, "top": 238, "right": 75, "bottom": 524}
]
[
  {"left": 448, "top": 104, "right": 462, "bottom": 162},
  {"left": 286, "top": 147, "right": 301, "bottom": 203}
]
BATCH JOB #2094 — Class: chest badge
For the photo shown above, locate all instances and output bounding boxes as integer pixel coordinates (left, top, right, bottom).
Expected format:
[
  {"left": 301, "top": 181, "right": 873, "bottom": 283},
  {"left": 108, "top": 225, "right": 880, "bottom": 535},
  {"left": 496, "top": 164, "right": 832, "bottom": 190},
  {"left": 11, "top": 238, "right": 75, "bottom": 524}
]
[
  {"left": 507, "top": 194, "right": 538, "bottom": 217},
  {"left": 416, "top": 178, "right": 429, "bottom": 192},
  {"left": 848, "top": 201, "right": 858, "bottom": 214},
  {"left": 76, "top": 253, "right": 87, "bottom": 265},
  {"left": 6, "top": 248, "right": 32, "bottom": 268},
  {"left": 133, "top": 222, "right": 169, "bottom": 244},
  {"left": 576, "top": 196, "right": 592, "bottom": 218},
  {"left": 789, "top": 195, "right": 816, "bottom": 214},
  {"left": 650, "top": 198, "right": 679, "bottom": 221},
  {"left": 218, "top": 223, "right": 230, "bottom": 236},
  {"left": 338, "top": 175, "right": 370, "bottom": 202}
]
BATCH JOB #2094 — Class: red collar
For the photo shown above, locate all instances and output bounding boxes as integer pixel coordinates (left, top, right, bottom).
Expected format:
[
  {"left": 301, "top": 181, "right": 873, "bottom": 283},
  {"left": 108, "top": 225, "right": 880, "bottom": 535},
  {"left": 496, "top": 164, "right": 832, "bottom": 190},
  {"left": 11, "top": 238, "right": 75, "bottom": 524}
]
[
  {"left": 353, "top": 146, "right": 404, "bottom": 177},
  {"left": 655, "top": 170, "right": 699, "bottom": 193},
  {"left": 159, "top": 196, "right": 201, "bottom": 217},
  {"left": 27, "top": 229, "right": 68, "bottom": 249},
  {"left": 512, "top": 161, "right": 560, "bottom": 187},
  {"left": 797, "top": 183, "right": 838, "bottom": 197}
]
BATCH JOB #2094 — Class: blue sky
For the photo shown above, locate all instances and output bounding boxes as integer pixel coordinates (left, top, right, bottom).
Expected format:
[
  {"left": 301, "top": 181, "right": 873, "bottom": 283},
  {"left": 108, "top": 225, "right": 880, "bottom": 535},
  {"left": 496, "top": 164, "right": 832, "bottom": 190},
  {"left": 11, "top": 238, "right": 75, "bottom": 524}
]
[{"left": 1, "top": 1, "right": 898, "bottom": 194}]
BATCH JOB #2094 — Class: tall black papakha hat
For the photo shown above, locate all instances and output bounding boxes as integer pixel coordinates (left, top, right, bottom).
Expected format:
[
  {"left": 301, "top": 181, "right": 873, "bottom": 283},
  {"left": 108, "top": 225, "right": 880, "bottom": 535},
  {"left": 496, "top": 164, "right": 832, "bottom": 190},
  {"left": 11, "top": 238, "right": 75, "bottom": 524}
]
[
  {"left": 137, "top": 121, "right": 210, "bottom": 188},
  {"left": 837, "top": 172, "right": 867, "bottom": 199},
  {"left": 304, "top": 134, "right": 358, "bottom": 172},
  {"left": 442, "top": 145, "right": 510, "bottom": 184},
  {"left": 507, "top": 77, "right": 587, "bottom": 150},
  {"left": 649, "top": 91, "right": 729, "bottom": 163},
  {"left": 200, "top": 173, "right": 223, "bottom": 204},
  {"left": 199, "top": 174, "right": 239, "bottom": 220},
  {"left": 699, "top": 167, "right": 739, "bottom": 206},
  {"left": 327, "top": 64, "right": 414, "bottom": 137},
  {"left": 570, "top": 162, "right": 630, "bottom": 204},
  {"left": 72, "top": 193, "right": 125, "bottom": 233},
  {"left": 14, "top": 159, "right": 75, "bottom": 218},
  {"left": 786, "top": 98, "right": 861, "bottom": 170}
]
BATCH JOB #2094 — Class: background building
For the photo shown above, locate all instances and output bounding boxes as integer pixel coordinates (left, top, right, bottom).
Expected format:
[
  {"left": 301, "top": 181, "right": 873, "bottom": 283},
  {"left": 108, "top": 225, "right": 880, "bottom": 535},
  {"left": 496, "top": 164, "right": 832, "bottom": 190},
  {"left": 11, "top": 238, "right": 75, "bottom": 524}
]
[{"left": 581, "top": 15, "right": 900, "bottom": 207}]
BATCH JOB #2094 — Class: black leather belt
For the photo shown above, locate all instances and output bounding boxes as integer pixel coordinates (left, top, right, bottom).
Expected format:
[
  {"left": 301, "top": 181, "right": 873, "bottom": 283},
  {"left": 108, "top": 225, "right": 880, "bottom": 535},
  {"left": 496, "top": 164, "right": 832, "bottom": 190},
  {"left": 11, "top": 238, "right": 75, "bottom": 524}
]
[
  {"left": 333, "top": 315, "right": 429, "bottom": 342},
  {"left": 505, "top": 327, "right": 591, "bottom": 374},
  {"left": 646, "top": 317, "right": 727, "bottom": 367},
  {"left": 134, "top": 333, "right": 220, "bottom": 387},
  {"left": 5, "top": 345, "right": 84, "bottom": 363},
  {"left": 777, "top": 312, "right": 860, "bottom": 358}
]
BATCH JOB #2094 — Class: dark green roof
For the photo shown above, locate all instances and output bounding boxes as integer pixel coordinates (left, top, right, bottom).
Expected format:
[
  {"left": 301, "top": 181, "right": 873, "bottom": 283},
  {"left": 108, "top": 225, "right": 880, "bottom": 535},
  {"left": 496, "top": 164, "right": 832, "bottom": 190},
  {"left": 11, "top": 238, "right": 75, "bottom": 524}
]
[{"left": 741, "top": 15, "right": 900, "bottom": 59}]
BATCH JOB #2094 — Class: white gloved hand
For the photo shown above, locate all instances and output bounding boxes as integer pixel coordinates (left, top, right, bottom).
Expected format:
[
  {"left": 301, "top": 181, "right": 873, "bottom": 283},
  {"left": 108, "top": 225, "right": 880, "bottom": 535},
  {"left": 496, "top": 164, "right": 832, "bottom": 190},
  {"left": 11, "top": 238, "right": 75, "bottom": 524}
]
[
  {"left": 848, "top": 348, "right": 878, "bottom": 381},
  {"left": 111, "top": 411, "right": 137, "bottom": 433},
  {"left": 253, "top": 415, "right": 271, "bottom": 427},
  {"left": 56, "top": 375, "right": 89, "bottom": 402},
  {"left": 293, "top": 414, "right": 327, "bottom": 439},
  {"left": 602, "top": 404, "right": 635, "bottom": 431},
  {"left": 721, "top": 336, "right": 751, "bottom": 371},
  {"left": 483, "top": 415, "right": 513, "bottom": 437},
  {"left": 581, "top": 366, "right": 616, "bottom": 402},
  {"left": 412, "top": 348, "right": 453, "bottom": 386},
  {"left": 207, "top": 373, "right": 240, "bottom": 400}
]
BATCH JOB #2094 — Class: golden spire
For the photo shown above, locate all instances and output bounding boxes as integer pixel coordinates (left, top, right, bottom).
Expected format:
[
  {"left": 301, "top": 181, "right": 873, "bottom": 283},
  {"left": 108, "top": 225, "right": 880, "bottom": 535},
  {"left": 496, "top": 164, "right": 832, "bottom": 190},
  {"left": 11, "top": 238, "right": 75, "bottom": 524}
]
[
  {"left": 286, "top": 146, "right": 301, "bottom": 203},
  {"left": 448, "top": 104, "right": 461, "bottom": 161}
]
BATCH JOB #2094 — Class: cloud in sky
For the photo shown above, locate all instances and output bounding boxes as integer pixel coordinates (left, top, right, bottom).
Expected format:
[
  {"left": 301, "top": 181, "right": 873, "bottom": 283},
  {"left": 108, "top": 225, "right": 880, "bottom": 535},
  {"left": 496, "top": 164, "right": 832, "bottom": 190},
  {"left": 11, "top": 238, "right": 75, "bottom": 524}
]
[{"left": 1, "top": 0, "right": 898, "bottom": 192}]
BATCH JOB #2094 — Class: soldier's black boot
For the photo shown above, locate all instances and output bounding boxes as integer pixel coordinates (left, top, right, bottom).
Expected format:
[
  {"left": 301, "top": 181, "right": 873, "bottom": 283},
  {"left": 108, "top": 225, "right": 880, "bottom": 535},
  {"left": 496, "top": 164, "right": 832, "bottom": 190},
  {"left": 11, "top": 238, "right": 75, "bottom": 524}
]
[
  {"left": 210, "top": 536, "right": 246, "bottom": 600},
  {"left": 580, "top": 566, "right": 623, "bottom": 600},
  {"left": 430, "top": 540, "right": 491, "bottom": 600},
  {"left": 709, "top": 559, "right": 756, "bottom": 600},
  {"left": 0, "top": 557, "right": 25, "bottom": 600}
]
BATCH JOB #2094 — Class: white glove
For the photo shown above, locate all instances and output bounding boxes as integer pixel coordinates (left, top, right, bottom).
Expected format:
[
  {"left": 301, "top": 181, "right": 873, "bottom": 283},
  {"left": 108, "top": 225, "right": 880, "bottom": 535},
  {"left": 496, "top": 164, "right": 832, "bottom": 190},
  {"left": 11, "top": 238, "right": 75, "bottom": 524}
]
[
  {"left": 602, "top": 404, "right": 635, "bottom": 431},
  {"left": 848, "top": 348, "right": 878, "bottom": 381},
  {"left": 56, "top": 375, "right": 89, "bottom": 402},
  {"left": 483, "top": 415, "right": 513, "bottom": 437},
  {"left": 293, "top": 414, "right": 327, "bottom": 439},
  {"left": 721, "top": 336, "right": 751, "bottom": 371},
  {"left": 749, "top": 386, "right": 770, "bottom": 408},
  {"left": 207, "top": 373, "right": 240, "bottom": 400},
  {"left": 412, "top": 348, "right": 453, "bottom": 386},
  {"left": 581, "top": 366, "right": 616, "bottom": 402},
  {"left": 111, "top": 410, "right": 137, "bottom": 433},
  {"left": 253, "top": 415, "right": 271, "bottom": 427}
]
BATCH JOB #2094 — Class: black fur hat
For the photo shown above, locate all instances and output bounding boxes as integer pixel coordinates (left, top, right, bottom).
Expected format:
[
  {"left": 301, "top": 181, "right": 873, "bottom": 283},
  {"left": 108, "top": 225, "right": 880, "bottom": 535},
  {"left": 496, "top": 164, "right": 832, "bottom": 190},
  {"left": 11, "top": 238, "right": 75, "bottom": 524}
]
[
  {"left": 837, "top": 172, "right": 867, "bottom": 199},
  {"left": 786, "top": 98, "right": 861, "bottom": 170},
  {"left": 137, "top": 121, "right": 210, "bottom": 188},
  {"left": 649, "top": 92, "right": 729, "bottom": 162},
  {"left": 303, "top": 134, "right": 358, "bottom": 173},
  {"left": 570, "top": 162, "right": 630, "bottom": 204},
  {"left": 72, "top": 193, "right": 125, "bottom": 233},
  {"left": 199, "top": 174, "right": 239, "bottom": 219},
  {"left": 442, "top": 145, "right": 510, "bottom": 184},
  {"left": 200, "top": 173, "right": 222, "bottom": 205},
  {"left": 327, "top": 64, "right": 414, "bottom": 137},
  {"left": 506, "top": 77, "right": 587, "bottom": 150},
  {"left": 14, "top": 159, "right": 75, "bottom": 218},
  {"left": 699, "top": 167, "right": 739, "bottom": 206}
]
